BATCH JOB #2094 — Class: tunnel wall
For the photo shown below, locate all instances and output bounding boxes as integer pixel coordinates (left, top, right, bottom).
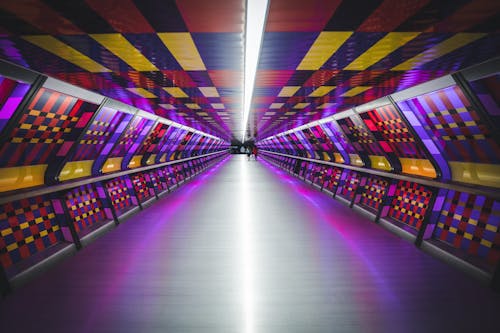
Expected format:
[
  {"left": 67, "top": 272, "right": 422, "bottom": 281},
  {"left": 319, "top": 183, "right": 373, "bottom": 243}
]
[
  {"left": 257, "top": 58, "right": 500, "bottom": 289},
  {"left": 0, "top": 60, "right": 229, "bottom": 293}
]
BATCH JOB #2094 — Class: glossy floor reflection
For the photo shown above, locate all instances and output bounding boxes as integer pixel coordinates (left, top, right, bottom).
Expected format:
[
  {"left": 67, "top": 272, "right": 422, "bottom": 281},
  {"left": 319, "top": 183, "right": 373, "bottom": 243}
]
[{"left": 1, "top": 155, "right": 499, "bottom": 333}]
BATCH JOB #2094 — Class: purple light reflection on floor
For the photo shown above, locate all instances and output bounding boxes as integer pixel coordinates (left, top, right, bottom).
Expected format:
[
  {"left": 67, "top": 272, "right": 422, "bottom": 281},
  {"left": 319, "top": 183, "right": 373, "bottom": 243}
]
[
  {"left": 80, "top": 156, "right": 232, "bottom": 331},
  {"left": 258, "top": 159, "right": 399, "bottom": 304}
]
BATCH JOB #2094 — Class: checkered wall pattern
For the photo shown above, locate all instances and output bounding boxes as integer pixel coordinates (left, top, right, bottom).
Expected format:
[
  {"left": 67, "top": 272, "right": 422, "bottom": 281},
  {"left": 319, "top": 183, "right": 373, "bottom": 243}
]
[
  {"left": 468, "top": 74, "right": 500, "bottom": 126},
  {"left": 105, "top": 176, "right": 133, "bottom": 213},
  {"left": 336, "top": 115, "right": 386, "bottom": 158},
  {"left": 149, "top": 169, "right": 167, "bottom": 193},
  {"left": 359, "top": 104, "right": 429, "bottom": 159},
  {"left": 71, "top": 106, "right": 125, "bottom": 161},
  {"left": 338, "top": 170, "right": 360, "bottom": 200},
  {"left": 109, "top": 116, "right": 151, "bottom": 158},
  {"left": 359, "top": 176, "right": 389, "bottom": 212},
  {"left": 0, "top": 195, "right": 62, "bottom": 268},
  {"left": 131, "top": 173, "right": 153, "bottom": 202},
  {"left": 0, "top": 87, "right": 98, "bottom": 167},
  {"left": 434, "top": 191, "right": 500, "bottom": 266},
  {"left": 387, "top": 180, "right": 432, "bottom": 230},
  {"left": 65, "top": 184, "right": 106, "bottom": 234},
  {"left": 0, "top": 75, "right": 31, "bottom": 134},
  {"left": 405, "top": 85, "right": 500, "bottom": 164},
  {"left": 136, "top": 122, "right": 170, "bottom": 157},
  {"left": 323, "top": 167, "right": 342, "bottom": 193}
]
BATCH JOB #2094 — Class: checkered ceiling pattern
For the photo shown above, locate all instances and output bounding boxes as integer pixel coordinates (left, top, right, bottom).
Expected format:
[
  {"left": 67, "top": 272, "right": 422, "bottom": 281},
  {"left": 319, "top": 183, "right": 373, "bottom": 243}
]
[{"left": 0, "top": 0, "right": 498, "bottom": 141}]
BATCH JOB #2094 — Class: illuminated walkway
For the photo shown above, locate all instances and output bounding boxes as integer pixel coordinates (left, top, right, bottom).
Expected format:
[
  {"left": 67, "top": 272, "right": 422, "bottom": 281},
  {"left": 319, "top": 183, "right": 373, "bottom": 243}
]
[{"left": 0, "top": 155, "right": 499, "bottom": 332}]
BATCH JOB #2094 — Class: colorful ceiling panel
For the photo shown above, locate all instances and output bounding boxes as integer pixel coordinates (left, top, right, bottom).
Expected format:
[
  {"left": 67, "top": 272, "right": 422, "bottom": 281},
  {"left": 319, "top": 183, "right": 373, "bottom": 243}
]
[
  {"left": 0, "top": 0, "right": 244, "bottom": 141},
  {"left": 0, "top": 0, "right": 498, "bottom": 141},
  {"left": 253, "top": 0, "right": 500, "bottom": 140}
]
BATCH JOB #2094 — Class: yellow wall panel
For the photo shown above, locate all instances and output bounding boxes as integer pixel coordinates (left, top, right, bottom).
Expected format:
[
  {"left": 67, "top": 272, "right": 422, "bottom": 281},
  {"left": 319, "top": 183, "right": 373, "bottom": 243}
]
[
  {"left": 128, "top": 155, "right": 143, "bottom": 169},
  {"left": 449, "top": 162, "right": 500, "bottom": 188},
  {"left": 102, "top": 157, "right": 123, "bottom": 173},
  {"left": 349, "top": 154, "right": 364, "bottom": 167},
  {"left": 0, "top": 165, "right": 47, "bottom": 192},
  {"left": 58, "top": 160, "right": 93, "bottom": 181},
  {"left": 368, "top": 155, "right": 392, "bottom": 171},
  {"left": 399, "top": 158, "right": 437, "bottom": 178}
]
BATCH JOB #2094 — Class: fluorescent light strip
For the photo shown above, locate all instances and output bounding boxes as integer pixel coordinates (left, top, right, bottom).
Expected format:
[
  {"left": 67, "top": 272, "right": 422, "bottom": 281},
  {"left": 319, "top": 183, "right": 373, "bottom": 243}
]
[{"left": 242, "top": 0, "right": 270, "bottom": 142}]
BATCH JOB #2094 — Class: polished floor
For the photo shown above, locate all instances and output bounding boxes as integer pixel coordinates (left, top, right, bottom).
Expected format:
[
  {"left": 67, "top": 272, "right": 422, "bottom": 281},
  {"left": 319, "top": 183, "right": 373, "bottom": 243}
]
[{"left": 1, "top": 155, "right": 499, "bottom": 332}]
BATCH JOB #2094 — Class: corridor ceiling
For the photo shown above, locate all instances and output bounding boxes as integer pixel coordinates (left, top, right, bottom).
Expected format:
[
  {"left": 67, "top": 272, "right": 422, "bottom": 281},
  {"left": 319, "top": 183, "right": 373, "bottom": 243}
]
[{"left": 0, "top": 0, "right": 498, "bottom": 142}]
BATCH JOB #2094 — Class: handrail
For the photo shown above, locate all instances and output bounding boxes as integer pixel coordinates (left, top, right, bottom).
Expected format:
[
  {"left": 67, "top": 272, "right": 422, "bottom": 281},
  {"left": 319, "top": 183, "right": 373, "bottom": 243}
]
[
  {"left": 0, "top": 150, "right": 229, "bottom": 205},
  {"left": 261, "top": 150, "right": 500, "bottom": 200}
]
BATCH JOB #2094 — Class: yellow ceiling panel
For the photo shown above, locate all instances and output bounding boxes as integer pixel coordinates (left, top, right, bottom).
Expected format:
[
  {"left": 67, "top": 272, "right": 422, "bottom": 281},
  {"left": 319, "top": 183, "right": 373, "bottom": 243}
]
[
  {"left": 163, "top": 87, "right": 188, "bottom": 98},
  {"left": 293, "top": 103, "right": 310, "bottom": 109},
  {"left": 90, "top": 34, "right": 158, "bottom": 71},
  {"left": 269, "top": 103, "right": 284, "bottom": 109},
  {"left": 127, "top": 88, "right": 157, "bottom": 98},
  {"left": 158, "top": 32, "right": 206, "bottom": 70},
  {"left": 211, "top": 103, "right": 225, "bottom": 109},
  {"left": 317, "top": 103, "right": 336, "bottom": 109},
  {"left": 345, "top": 32, "right": 420, "bottom": 70},
  {"left": 23, "top": 35, "right": 110, "bottom": 73},
  {"left": 297, "top": 32, "right": 353, "bottom": 70},
  {"left": 185, "top": 103, "right": 201, "bottom": 109},
  {"left": 341, "top": 86, "right": 371, "bottom": 97},
  {"left": 159, "top": 104, "right": 176, "bottom": 110},
  {"left": 199, "top": 87, "right": 219, "bottom": 97},
  {"left": 308, "top": 86, "right": 336, "bottom": 97},
  {"left": 392, "top": 33, "right": 486, "bottom": 71},
  {"left": 278, "top": 86, "right": 300, "bottom": 97}
]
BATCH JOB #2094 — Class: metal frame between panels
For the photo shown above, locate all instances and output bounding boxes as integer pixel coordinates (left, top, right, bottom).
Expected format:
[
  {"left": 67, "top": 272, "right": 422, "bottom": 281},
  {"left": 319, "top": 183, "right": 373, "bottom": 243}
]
[
  {"left": 260, "top": 150, "right": 500, "bottom": 291},
  {"left": 260, "top": 150, "right": 500, "bottom": 200},
  {"left": 0, "top": 151, "right": 229, "bottom": 295}
]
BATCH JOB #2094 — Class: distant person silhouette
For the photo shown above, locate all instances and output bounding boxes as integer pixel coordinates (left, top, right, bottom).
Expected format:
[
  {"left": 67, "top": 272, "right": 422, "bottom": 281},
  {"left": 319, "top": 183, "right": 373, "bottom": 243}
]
[{"left": 252, "top": 146, "right": 258, "bottom": 161}]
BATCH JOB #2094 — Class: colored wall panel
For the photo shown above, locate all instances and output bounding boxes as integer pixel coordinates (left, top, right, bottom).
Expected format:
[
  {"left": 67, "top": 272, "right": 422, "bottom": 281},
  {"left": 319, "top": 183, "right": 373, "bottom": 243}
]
[
  {"left": 0, "top": 195, "right": 62, "bottom": 268},
  {"left": 105, "top": 177, "right": 133, "bottom": 214},
  {"left": 321, "top": 121, "right": 362, "bottom": 166},
  {"left": 359, "top": 176, "right": 388, "bottom": 212},
  {"left": 65, "top": 184, "right": 106, "bottom": 233},
  {"left": 323, "top": 167, "right": 343, "bottom": 193},
  {"left": 468, "top": 73, "right": 500, "bottom": 129},
  {"left": 136, "top": 122, "right": 173, "bottom": 165},
  {"left": 0, "top": 75, "right": 31, "bottom": 134},
  {"left": 359, "top": 104, "right": 437, "bottom": 178},
  {"left": 131, "top": 173, "right": 153, "bottom": 202},
  {"left": 400, "top": 85, "right": 500, "bottom": 186},
  {"left": 338, "top": 170, "right": 360, "bottom": 200},
  {"left": 71, "top": 106, "right": 129, "bottom": 161},
  {"left": 336, "top": 115, "right": 392, "bottom": 170},
  {"left": 0, "top": 87, "right": 98, "bottom": 167},
  {"left": 108, "top": 116, "right": 153, "bottom": 159},
  {"left": 387, "top": 181, "right": 433, "bottom": 230},
  {"left": 434, "top": 191, "right": 500, "bottom": 267}
]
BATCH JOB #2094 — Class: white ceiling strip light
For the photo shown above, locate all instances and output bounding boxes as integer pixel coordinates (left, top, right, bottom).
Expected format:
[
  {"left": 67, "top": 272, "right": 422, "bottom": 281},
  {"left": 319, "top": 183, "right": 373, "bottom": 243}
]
[{"left": 242, "top": 0, "right": 269, "bottom": 142}]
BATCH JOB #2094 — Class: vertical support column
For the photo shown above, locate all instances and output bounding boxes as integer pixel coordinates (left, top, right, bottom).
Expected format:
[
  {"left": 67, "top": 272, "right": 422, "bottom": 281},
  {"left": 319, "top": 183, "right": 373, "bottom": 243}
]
[
  {"left": 52, "top": 193, "right": 82, "bottom": 250},
  {"left": 126, "top": 175, "right": 143, "bottom": 210},
  {"left": 375, "top": 179, "right": 398, "bottom": 223},
  {"left": 492, "top": 262, "right": 500, "bottom": 292},
  {"left": 0, "top": 265, "right": 10, "bottom": 296},
  {"left": 350, "top": 173, "right": 367, "bottom": 208},
  {"left": 100, "top": 181, "right": 120, "bottom": 226},
  {"left": 414, "top": 187, "right": 440, "bottom": 247},
  {"left": 415, "top": 188, "right": 448, "bottom": 247}
]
